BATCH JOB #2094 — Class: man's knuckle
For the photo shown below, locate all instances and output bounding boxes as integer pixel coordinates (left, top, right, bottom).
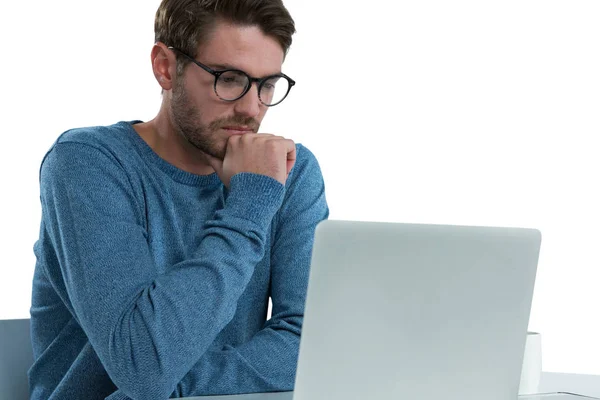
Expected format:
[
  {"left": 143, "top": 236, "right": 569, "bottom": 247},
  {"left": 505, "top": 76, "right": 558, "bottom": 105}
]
[{"left": 266, "top": 140, "right": 280, "bottom": 151}]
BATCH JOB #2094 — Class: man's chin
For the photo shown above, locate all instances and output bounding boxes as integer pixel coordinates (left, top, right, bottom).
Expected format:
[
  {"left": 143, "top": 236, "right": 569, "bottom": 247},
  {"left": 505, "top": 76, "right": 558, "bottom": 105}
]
[
  {"left": 203, "top": 140, "right": 228, "bottom": 161},
  {"left": 195, "top": 144, "right": 225, "bottom": 161},
  {"left": 182, "top": 135, "right": 225, "bottom": 161}
]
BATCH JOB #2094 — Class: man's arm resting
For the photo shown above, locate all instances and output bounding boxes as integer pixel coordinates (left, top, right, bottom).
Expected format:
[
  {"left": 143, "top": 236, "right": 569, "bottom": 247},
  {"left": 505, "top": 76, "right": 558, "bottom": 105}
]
[
  {"left": 41, "top": 142, "right": 285, "bottom": 400},
  {"left": 170, "top": 145, "right": 329, "bottom": 397}
]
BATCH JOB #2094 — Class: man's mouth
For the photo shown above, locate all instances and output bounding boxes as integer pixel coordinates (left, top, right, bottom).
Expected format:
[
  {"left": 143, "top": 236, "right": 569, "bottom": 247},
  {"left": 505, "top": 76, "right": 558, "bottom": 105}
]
[{"left": 221, "top": 126, "right": 254, "bottom": 135}]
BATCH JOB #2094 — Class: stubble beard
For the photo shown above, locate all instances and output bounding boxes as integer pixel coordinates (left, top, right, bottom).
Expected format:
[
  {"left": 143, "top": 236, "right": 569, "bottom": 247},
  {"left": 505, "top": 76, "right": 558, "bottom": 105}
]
[{"left": 170, "top": 78, "right": 260, "bottom": 160}]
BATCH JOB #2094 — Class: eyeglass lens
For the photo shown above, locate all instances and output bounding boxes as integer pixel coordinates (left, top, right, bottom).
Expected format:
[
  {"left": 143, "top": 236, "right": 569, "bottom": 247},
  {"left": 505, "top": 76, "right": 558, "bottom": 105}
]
[{"left": 216, "top": 71, "right": 289, "bottom": 105}]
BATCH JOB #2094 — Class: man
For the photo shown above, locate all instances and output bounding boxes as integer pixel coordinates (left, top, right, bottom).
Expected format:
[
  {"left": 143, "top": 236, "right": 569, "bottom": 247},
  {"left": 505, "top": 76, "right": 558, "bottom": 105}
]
[{"left": 29, "top": 0, "right": 328, "bottom": 399}]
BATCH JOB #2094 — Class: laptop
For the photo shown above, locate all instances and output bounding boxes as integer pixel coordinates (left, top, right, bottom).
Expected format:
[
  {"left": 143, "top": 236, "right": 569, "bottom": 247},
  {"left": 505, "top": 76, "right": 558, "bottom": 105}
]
[{"left": 293, "top": 220, "right": 541, "bottom": 400}]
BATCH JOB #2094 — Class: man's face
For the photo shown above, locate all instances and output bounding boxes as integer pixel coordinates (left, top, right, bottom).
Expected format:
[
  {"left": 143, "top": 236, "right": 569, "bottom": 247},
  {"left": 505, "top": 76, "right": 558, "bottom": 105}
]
[{"left": 170, "top": 21, "right": 285, "bottom": 160}]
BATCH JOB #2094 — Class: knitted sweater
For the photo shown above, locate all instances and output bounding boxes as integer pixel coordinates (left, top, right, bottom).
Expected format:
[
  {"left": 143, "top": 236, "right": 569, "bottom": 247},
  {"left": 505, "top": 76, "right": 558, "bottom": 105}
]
[{"left": 29, "top": 121, "right": 329, "bottom": 400}]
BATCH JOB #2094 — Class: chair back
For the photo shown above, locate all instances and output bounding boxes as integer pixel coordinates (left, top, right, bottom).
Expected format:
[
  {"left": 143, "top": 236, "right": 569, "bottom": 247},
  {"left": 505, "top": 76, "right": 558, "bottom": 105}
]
[{"left": 0, "top": 318, "right": 33, "bottom": 399}]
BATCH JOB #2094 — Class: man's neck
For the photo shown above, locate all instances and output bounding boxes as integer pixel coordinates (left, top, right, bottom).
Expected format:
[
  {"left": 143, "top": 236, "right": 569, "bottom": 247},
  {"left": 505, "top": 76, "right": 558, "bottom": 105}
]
[{"left": 133, "top": 110, "right": 215, "bottom": 176}]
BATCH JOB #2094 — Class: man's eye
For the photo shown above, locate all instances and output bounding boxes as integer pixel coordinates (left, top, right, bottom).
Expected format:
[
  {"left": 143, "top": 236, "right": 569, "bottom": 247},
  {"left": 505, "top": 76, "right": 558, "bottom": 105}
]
[{"left": 220, "top": 75, "right": 246, "bottom": 86}]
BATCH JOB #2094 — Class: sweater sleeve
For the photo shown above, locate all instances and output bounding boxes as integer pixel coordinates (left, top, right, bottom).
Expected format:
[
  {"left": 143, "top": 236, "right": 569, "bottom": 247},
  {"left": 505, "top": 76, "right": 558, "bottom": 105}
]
[
  {"left": 40, "top": 141, "right": 285, "bottom": 400},
  {"left": 165, "top": 145, "right": 329, "bottom": 397}
]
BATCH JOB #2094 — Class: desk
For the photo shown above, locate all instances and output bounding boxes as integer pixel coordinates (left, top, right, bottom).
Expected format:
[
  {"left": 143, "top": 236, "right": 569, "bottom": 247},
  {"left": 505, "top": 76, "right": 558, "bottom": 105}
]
[
  {"left": 182, "top": 372, "right": 600, "bottom": 400},
  {"left": 540, "top": 372, "right": 600, "bottom": 398}
]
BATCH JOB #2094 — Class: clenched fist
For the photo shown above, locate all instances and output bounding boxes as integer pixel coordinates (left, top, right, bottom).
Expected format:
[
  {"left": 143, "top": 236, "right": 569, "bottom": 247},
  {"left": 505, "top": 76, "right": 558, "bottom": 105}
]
[{"left": 207, "top": 133, "right": 296, "bottom": 187}]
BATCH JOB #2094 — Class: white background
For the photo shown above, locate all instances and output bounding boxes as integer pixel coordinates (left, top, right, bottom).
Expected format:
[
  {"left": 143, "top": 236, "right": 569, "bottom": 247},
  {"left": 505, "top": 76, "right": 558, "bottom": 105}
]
[{"left": 1, "top": 0, "right": 598, "bottom": 375}]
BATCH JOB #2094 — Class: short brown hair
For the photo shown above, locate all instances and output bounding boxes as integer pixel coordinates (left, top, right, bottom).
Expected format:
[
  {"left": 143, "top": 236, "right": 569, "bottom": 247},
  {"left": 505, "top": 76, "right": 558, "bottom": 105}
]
[{"left": 155, "top": 0, "right": 296, "bottom": 75}]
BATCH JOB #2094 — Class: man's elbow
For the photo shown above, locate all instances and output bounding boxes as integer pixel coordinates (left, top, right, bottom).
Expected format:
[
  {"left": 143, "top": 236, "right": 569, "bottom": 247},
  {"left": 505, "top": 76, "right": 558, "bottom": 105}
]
[
  {"left": 105, "top": 341, "right": 177, "bottom": 400},
  {"left": 110, "top": 374, "right": 175, "bottom": 400}
]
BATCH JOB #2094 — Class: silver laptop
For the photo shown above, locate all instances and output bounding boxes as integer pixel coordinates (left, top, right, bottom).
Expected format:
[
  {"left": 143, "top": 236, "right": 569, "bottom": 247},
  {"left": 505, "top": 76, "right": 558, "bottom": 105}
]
[{"left": 293, "top": 220, "right": 541, "bottom": 400}]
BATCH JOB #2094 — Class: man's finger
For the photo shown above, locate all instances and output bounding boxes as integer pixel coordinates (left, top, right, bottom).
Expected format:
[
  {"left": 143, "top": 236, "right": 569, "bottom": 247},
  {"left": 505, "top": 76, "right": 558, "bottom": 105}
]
[{"left": 285, "top": 140, "right": 296, "bottom": 176}]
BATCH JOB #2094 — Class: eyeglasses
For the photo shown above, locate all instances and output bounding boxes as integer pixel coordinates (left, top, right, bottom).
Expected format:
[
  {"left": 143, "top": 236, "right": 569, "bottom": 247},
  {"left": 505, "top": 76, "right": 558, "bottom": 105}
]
[{"left": 168, "top": 46, "right": 295, "bottom": 107}]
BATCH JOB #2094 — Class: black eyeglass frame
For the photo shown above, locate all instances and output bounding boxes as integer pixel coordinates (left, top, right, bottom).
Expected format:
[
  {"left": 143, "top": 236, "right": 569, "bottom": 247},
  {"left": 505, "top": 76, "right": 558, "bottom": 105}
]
[{"left": 167, "top": 46, "right": 295, "bottom": 107}]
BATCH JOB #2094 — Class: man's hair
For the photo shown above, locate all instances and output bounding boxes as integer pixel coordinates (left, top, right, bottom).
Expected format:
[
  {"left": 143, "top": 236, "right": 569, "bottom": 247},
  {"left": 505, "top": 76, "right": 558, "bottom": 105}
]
[{"left": 155, "top": 0, "right": 296, "bottom": 76}]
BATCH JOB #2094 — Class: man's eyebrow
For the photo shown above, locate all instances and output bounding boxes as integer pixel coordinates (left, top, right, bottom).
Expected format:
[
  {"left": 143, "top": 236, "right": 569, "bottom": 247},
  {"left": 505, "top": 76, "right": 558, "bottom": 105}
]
[
  {"left": 210, "top": 63, "right": 238, "bottom": 70},
  {"left": 210, "top": 63, "right": 283, "bottom": 77}
]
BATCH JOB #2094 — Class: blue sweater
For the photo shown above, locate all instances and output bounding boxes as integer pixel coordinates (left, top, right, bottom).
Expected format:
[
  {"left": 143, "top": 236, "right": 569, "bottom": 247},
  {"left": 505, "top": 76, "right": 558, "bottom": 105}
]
[{"left": 30, "top": 121, "right": 329, "bottom": 400}]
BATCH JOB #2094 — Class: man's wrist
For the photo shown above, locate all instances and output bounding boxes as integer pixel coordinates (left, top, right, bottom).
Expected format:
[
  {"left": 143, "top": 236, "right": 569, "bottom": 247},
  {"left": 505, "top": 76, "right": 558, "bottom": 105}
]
[{"left": 225, "top": 173, "right": 286, "bottom": 225}]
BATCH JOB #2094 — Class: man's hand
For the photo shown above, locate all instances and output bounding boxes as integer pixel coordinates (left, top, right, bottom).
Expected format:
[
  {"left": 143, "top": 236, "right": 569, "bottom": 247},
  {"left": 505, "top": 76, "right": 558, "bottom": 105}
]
[{"left": 207, "top": 134, "right": 296, "bottom": 187}]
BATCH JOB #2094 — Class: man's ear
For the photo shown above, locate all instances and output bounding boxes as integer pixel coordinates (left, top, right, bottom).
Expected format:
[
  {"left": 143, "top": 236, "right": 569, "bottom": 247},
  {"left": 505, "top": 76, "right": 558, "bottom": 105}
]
[{"left": 151, "top": 42, "right": 176, "bottom": 91}]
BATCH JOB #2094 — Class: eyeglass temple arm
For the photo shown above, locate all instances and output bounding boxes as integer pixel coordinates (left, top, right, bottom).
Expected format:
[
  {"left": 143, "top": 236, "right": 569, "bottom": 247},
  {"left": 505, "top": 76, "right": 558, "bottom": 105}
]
[{"left": 167, "top": 46, "right": 215, "bottom": 75}]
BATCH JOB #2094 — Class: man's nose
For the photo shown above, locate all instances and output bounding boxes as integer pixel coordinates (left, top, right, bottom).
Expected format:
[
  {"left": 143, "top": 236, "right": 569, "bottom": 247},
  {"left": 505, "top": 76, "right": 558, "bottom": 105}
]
[{"left": 233, "top": 83, "right": 262, "bottom": 118}]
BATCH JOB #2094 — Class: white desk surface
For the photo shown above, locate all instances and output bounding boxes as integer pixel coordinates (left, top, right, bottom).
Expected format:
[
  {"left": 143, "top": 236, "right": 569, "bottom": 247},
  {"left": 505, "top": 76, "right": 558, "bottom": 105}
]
[
  {"left": 540, "top": 372, "right": 600, "bottom": 398},
  {"left": 181, "top": 372, "right": 600, "bottom": 400}
]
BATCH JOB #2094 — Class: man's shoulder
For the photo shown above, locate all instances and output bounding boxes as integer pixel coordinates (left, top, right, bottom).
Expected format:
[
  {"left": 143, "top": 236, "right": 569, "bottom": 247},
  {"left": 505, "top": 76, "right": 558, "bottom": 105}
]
[
  {"left": 281, "top": 143, "right": 326, "bottom": 200},
  {"left": 55, "top": 121, "right": 138, "bottom": 153},
  {"left": 274, "top": 142, "right": 328, "bottom": 223},
  {"left": 291, "top": 143, "right": 323, "bottom": 179},
  {"left": 40, "top": 121, "right": 146, "bottom": 184}
]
